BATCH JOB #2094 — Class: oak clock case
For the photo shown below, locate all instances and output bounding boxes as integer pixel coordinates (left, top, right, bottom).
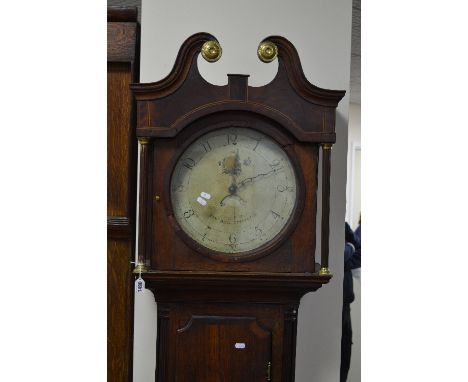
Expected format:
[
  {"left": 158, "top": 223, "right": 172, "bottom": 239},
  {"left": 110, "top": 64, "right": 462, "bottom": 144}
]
[
  {"left": 132, "top": 34, "right": 345, "bottom": 382},
  {"left": 107, "top": 7, "right": 139, "bottom": 382}
]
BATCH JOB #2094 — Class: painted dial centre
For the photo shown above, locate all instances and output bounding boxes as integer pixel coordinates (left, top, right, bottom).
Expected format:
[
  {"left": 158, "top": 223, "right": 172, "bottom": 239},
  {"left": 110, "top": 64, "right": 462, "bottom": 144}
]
[{"left": 170, "top": 127, "right": 298, "bottom": 254}]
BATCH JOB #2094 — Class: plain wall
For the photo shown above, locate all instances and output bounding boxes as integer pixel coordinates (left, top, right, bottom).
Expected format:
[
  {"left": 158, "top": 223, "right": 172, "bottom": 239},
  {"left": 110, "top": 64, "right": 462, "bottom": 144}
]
[
  {"left": 133, "top": 1, "right": 352, "bottom": 381},
  {"left": 346, "top": 102, "right": 361, "bottom": 228}
]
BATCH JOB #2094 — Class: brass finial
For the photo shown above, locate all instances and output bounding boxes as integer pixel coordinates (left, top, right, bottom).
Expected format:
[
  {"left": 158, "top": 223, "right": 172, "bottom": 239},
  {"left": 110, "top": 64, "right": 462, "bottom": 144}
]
[
  {"left": 201, "top": 40, "right": 222, "bottom": 62},
  {"left": 258, "top": 41, "right": 278, "bottom": 63},
  {"left": 319, "top": 267, "right": 331, "bottom": 276}
]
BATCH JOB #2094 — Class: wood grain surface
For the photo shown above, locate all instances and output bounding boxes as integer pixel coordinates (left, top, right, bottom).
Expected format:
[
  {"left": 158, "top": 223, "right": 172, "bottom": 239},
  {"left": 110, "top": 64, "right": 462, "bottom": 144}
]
[
  {"left": 107, "top": 8, "right": 139, "bottom": 382},
  {"left": 107, "top": 0, "right": 141, "bottom": 22},
  {"left": 107, "top": 23, "right": 137, "bottom": 62},
  {"left": 108, "top": 63, "right": 132, "bottom": 218},
  {"left": 107, "top": 240, "right": 134, "bottom": 382}
]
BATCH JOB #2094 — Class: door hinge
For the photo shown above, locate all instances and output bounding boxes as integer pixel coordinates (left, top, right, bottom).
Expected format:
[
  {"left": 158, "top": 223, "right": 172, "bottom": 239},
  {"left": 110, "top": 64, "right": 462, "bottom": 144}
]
[{"left": 266, "top": 361, "right": 272, "bottom": 381}]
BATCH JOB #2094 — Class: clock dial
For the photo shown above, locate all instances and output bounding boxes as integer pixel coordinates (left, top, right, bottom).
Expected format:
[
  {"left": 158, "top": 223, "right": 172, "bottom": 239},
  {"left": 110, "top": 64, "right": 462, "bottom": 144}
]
[{"left": 170, "top": 127, "right": 298, "bottom": 254}]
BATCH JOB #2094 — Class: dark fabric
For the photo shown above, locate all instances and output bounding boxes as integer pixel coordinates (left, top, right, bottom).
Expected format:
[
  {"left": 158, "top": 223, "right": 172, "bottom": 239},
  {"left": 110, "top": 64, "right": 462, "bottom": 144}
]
[
  {"left": 341, "top": 222, "right": 361, "bottom": 381},
  {"left": 355, "top": 224, "right": 361, "bottom": 246},
  {"left": 343, "top": 223, "right": 361, "bottom": 304},
  {"left": 340, "top": 303, "right": 352, "bottom": 382}
]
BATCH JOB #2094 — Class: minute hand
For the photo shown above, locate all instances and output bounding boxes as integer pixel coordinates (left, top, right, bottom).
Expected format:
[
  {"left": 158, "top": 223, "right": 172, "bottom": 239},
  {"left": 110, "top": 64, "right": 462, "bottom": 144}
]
[{"left": 238, "top": 169, "right": 278, "bottom": 188}]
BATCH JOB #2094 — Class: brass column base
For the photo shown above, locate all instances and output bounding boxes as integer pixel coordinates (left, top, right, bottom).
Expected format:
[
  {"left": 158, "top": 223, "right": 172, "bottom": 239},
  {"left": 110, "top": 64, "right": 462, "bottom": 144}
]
[
  {"left": 133, "top": 263, "right": 148, "bottom": 274},
  {"left": 319, "top": 267, "right": 331, "bottom": 276}
]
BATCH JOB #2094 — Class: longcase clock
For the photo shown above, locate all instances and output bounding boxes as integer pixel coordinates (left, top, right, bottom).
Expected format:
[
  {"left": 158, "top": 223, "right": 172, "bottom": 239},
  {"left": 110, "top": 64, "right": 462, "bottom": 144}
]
[{"left": 131, "top": 33, "right": 345, "bottom": 381}]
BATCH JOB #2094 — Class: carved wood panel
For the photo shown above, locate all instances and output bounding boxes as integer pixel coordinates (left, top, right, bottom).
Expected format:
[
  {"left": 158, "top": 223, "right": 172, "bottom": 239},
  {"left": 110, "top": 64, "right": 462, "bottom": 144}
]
[
  {"left": 154, "top": 301, "right": 296, "bottom": 382},
  {"left": 175, "top": 315, "right": 271, "bottom": 381}
]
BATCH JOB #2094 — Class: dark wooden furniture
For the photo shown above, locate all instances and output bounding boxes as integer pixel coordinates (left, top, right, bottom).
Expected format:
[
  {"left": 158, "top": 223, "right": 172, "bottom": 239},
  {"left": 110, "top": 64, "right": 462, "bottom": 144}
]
[
  {"left": 132, "top": 33, "right": 344, "bottom": 381},
  {"left": 107, "top": 7, "right": 139, "bottom": 382}
]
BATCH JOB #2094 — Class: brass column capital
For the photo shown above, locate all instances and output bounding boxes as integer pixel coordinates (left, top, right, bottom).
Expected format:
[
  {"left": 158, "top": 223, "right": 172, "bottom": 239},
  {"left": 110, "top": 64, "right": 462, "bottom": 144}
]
[
  {"left": 138, "top": 137, "right": 150, "bottom": 145},
  {"left": 321, "top": 143, "right": 333, "bottom": 150}
]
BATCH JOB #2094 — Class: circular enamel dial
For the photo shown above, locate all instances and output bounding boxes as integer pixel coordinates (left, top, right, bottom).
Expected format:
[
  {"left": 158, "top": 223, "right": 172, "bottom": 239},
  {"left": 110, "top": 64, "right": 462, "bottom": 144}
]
[{"left": 170, "top": 127, "right": 298, "bottom": 255}]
